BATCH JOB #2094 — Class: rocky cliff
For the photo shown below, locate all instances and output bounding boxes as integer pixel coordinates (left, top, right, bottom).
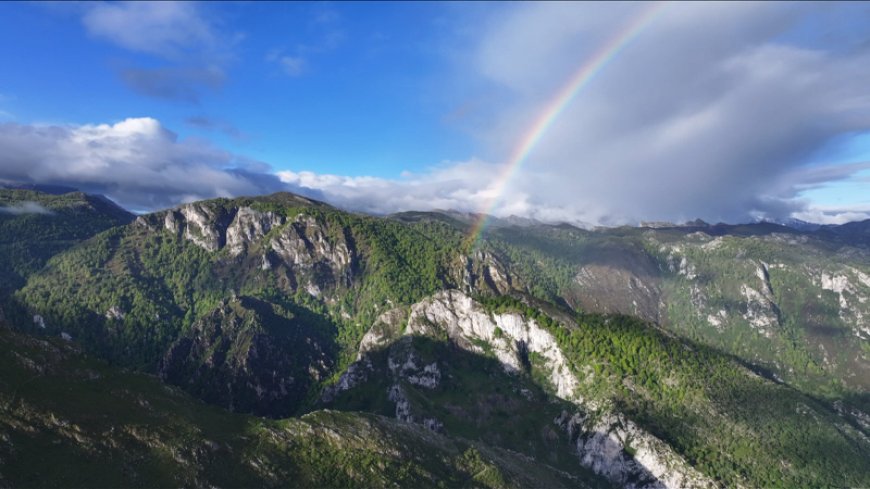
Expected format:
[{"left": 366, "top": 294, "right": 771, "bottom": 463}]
[{"left": 331, "top": 290, "right": 713, "bottom": 489}]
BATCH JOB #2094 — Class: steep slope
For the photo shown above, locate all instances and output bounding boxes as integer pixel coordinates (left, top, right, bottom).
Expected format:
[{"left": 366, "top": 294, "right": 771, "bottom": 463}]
[
  {"left": 481, "top": 222, "right": 870, "bottom": 399},
  {"left": 0, "top": 189, "right": 133, "bottom": 298},
  {"left": 13, "top": 193, "right": 467, "bottom": 416},
  {"left": 330, "top": 290, "right": 870, "bottom": 488},
  {"left": 817, "top": 218, "right": 870, "bottom": 243},
  {"left": 0, "top": 324, "right": 589, "bottom": 488},
  {"left": 9, "top": 192, "right": 870, "bottom": 487},
  {"left": 158, "top": 296, "right": 336, "bottom": 417}
]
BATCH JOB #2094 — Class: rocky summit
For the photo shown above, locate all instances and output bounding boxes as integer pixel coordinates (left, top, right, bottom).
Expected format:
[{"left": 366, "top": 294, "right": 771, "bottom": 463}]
[{"left": 1, "top": 189, "right": 868, "bottom": 488}]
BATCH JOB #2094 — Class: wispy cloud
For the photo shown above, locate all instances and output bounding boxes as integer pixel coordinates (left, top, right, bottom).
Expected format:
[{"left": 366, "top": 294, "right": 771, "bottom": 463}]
[
  {"left": 278, "top": 56, "right": 306, "bottom": 77},
  {"left": 82, "top": 2, "right": 217, "bottom": 59},
  {"left": 0, "top": 92, "right": 13, "bottom": 120},
  {"left": 80, "top": 2, "right": 237, "bottom": 103},
  {"left": 0, "top": 201, "right": 53, "bottom": 216},
  {"left": 267, "top": 5, "right": 344, "bottom": 77},
  {"left": 185, "top": 115, "right": 246, "bottom": 140},
  {"left": 119, "top": 66, "right": 225, "bottom": 104}
]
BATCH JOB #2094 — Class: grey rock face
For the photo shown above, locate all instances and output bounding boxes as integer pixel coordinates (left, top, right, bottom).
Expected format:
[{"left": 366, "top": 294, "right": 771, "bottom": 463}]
[
  {"left": 162, "top": 204, "right": 231, "bottom": 251},
  {"left": 458, "top": 250, "right": 515, "bottom": 295},
  {"left": 382, "top": 337, "right": 445, "bottom": 431},
  {"left": 226, "top": 207, "right": 285, "bottom": 256},
  {"left": 156, "top": 203, "right": 358, "bottom": 297},
  {"left": 321, "top": 356, "right": 373, "bottom": 403},
  {"left": 348, "top": 289, "right": 714, "bottom": 489}
]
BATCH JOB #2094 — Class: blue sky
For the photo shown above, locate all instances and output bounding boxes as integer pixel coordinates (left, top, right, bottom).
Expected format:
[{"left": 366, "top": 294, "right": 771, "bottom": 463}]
[
  {"left": 1, "top": 1, "right": 870, "bottom": 224},
  {"left": 0, "top": 2, "right": 483, "bottom": 176}
]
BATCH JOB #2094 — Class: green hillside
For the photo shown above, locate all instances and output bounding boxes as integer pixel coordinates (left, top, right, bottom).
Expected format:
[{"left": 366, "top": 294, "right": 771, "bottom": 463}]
[
  {"left": 0, "top": 326, "right": 587, "bottom": 488},
  {"left": 4, "top": 191, "right": 869, "bottom": 487},
  {"left": 0, "top": 189, "right": 133, "bottom": 298}
]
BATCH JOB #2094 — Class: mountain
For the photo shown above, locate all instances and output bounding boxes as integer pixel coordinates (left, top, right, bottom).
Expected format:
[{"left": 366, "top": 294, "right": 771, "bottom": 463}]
[
  {"left": 0, "top": 189, "right": 133, "bottom": 299},
  {"left": 2, "top": 191, "right": 870, "bottom": 487},
  {"left": 480, "top": 220, "right": 870, "bottom": 398},
  {"left": 0, "top": 324, "right": 591, "bottom": 489},
  {"left": 758, "top": 217, "right": 823, "bottom": 232},
  {"left": 325, "top": 290, "right": 868, "bottom": 487},
  {"left": 158, "top": 295, "right": 337, "bottom": 418},
  {"left": 817, "top": 218, "right": 870, "bottom": 242}
]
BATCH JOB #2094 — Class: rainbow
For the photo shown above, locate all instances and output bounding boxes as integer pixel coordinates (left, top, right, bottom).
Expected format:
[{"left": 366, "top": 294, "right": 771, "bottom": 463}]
[{"left": 465, "top": 1, "right": 668, "bottom": 249}]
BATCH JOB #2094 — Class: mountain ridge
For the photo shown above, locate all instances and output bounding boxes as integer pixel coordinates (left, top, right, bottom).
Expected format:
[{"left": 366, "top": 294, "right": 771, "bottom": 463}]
[{"left": 2, "top": 188, "right": 869, "bottom": 488}]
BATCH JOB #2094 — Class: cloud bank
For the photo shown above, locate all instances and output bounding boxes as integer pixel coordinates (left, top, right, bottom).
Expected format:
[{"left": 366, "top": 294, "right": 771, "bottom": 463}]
[
  {"left": 275, "top": 2, "right": 870, "bottom": 225},
  {"left": 453, "top": 2, "right": 870, "bottom": 224},
  {"left": 0, "top": 118, "right": 298, "bottom": 212},
  {"left": 3, "top": 3, "right": 870, "bottom": 225}
]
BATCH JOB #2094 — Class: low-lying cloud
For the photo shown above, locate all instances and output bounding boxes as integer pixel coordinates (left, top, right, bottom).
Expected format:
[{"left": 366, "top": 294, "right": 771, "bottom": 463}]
[
  {"left": 0, "top": 201, "right": 53, "bottom": 216},
  {"left": 0, "top": 118, "right": 300, "bottom": 212},
  {"left": 0, "top": 112, "right": 867, "bottom": 225}
]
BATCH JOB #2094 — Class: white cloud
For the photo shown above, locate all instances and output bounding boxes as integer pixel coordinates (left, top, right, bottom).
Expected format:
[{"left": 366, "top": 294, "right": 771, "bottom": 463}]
[
  {"left": 276, "top": 158, "right": 500, "bottom": 215},
  {"left": 0, "top": 201, "right": 52, "bottom": 215},
  {"left": 0, "top": 118, "right": 290, "bottom": 211},
  {"left": 4, "top": 3, "right": 870, "bottom": 226},
  {"left": 792, "top": 204, "right": 870, "bottom": 225},
  {"left": 82, "top": 2, "right": 216, "bottom": 59},
  {"left": 441, "top": 2, "right": 870, "bottom": 224},
  {"left": 0, "top": 112, "right": 866, "bottom": 225},
  {"left": 79, "top": 2, "right": 237, "bottom": 103},
  {"left": 266, "top": 3, "right": 870, "bottom": 226}
]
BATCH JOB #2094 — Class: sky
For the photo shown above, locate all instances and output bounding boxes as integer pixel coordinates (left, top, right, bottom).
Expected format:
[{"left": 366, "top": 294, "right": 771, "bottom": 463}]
[{"left": 1, "top": 1, "right": 870, "bottom": 224}]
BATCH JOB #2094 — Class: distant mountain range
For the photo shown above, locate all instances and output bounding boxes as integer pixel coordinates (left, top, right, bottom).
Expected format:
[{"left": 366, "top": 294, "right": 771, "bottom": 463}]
[{"left": 0, "top": 187, "right": 868, "bottom": 488}]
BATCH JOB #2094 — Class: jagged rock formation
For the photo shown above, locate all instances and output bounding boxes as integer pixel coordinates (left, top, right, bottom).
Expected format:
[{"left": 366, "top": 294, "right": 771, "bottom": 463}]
[
  {"left": 138, "top": 199, "right": 360, "bottom": 299},
  {"left": 9, "top": 192, "right": 870, "bottom": 488},
  {"left": 0, "top": 327, "right": 588, "bottom": 489},
  {"left": 405, "top": 292, "right": 580, "bottom": 399},
  {"left": 226, "top": 206, "right": 285, "bottom": 256},
  {"left": 163, "top": 203, "right": 235, "bottom": 251},
  {"left": 819, "top": 267, "right": 870, "bottom": 339},
  {"left": 458, "top": 250, "right": 516, "bottom": 295},
  {"left": 556, "top": 411, "right": 709, "bottom": 489},
  {"left": 337, "top": 290, "right": 713, "bottom": 489},
  {"left": 269, "top": 214, "right": 355, "bottom": 290}
]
